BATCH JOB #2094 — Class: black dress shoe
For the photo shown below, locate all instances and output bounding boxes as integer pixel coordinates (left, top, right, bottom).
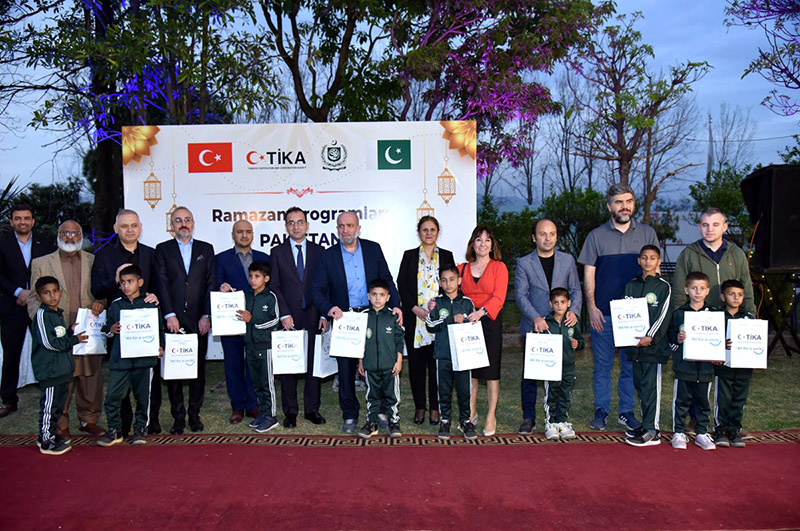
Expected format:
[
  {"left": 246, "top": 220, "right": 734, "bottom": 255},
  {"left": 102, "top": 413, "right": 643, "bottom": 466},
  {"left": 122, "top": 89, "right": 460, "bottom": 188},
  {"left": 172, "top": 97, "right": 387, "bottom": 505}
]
[
  {"left": 283, "top": 414, "right": 297, "bottom": 428},
  {"left": 147, "top": 422, "right": 162, "bottom": 435},
  {"left": 170, "top": 421, "right": 185, "bottom": 435},
  {"left": 304, "top": 412, "right": 327, "bottom": 425},
  {"left": 413, "top": 409, "right": 425, "bottom": 425},
  {"left": 0, "top": 404, "right": 18, "bottom": 418},
  {"left": 189, "top": 417, "right": 204, "bottom": 432},
  {"left": 429, "top": 410, "right": 440, "bottom": 425}
]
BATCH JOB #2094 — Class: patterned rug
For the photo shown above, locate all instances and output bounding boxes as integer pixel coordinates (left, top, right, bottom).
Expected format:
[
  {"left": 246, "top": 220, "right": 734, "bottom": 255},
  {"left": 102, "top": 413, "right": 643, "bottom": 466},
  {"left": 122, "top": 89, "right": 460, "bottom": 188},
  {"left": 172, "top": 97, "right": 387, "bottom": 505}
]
[{"left": 2, "top": 429, "right": 798, "bottom": 447}]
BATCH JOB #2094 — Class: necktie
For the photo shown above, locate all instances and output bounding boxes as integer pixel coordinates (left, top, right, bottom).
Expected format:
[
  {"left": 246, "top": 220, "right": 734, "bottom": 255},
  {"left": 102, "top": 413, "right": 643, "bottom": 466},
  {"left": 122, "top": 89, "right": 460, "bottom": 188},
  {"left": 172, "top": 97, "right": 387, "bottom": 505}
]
[{"left": 297, "top": 244, "right": 306, "bottom": 309}]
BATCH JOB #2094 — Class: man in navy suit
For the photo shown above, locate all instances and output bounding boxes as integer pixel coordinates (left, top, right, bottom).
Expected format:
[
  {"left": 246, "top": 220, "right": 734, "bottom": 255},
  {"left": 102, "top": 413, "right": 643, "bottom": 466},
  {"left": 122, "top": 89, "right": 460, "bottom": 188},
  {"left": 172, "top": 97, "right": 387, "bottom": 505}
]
[
  {"left": 155, "top": 206, "right": 216, "bottom": 434},
  {"left": 0, "top": 203, "right": 55, "bottom": 418},
  {"left": 515, "top": 219, "right": 582, "bottom": 435},
  {"left": 269, "top": 207, "right": 328, "bottom": 428},
  {"left": 91, "top": 208, "right": 162, "bottom": 434},
  {"left": 309, "top": 211, "right": 402, "bottom": 433},
  {"left": 216, "top": 219, "right": 268, "bottom": 424}
]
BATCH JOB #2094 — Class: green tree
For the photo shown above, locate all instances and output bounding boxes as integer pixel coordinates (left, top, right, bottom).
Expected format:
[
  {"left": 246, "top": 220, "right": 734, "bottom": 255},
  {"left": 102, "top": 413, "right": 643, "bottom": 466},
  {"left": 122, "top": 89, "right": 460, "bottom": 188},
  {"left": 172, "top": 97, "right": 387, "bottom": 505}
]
[
  {"left": 536, "top": 188, "right": 608, "bottom": 261},
  {"left": 17, "top": 177, "right": 94, "bottom": 243},
  {"left": 778, "top": 134, "right": 800, "bottom": 164},
  {"left": 688, "top": 165, "right": 754, "bottom": 247}
]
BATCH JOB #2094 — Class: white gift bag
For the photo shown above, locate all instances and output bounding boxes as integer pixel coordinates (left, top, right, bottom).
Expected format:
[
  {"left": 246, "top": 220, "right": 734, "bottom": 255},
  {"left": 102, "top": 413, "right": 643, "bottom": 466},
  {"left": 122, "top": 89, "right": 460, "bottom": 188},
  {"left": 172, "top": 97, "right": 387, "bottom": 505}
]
[
  {"left": 313, "top": 330, "right": 338, "bottom": 378},
  {"left": 726, "top": 319, "right": 768, "bottom": 369},
  {"left": 161, "top": 333, "right": 199, "bottom": 380},
  {"left": 119, "top": 308, "right": 160, "bottom": 358},
  {"left": 73, "top": 308, "right": 107, "bottom": 355},
  {"left": 271, "top": 330, "right": 308, "bottom": 374},
  {"left": 683, "top": 311, "right": 726, "bottom": 362},
  {"left": 523, "top": 333, "right": 563, "bottom": 381},
  {"left": 447, "top": 322, "right": 490, "bottom": 371},
  {"left": 210, "top": 291, "right": 246, "bottom": 336},
  {"left": 329, "top": 311, "right": 368, "bottom": 359},
  {"left": 610, "top": 298, "right": 650, "bottom": 347}
]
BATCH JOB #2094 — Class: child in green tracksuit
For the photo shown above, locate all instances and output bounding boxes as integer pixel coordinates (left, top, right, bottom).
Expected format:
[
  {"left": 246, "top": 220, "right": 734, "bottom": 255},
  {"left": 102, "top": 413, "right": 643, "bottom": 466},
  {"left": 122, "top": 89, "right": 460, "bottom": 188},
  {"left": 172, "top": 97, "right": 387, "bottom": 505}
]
[
  {"left": 239, "top": 260, "right": 281, "bottom": 434},
  {"left": 425, "top": 264, "right": 478, "bottom": 441},
  {"left": 623, "top": 245, "right": 672, "bottom": 447},
  {"left": 541, "top": 287, "right": 584, "bottom": 442},
  {"left": 668, "top": 271, "right": 717, "bottom": 451},
  {"left": 358, "top": 279, "right": 405, "bottom": 439},
  {"left": 98, "top": 265, "right": 164, "bottom": 447},
  {"left": 30, "top": 276, "right": 86, "bottom": 455},
  {"left": 713, "top": 279, "right": 755, "bottom": 448}
]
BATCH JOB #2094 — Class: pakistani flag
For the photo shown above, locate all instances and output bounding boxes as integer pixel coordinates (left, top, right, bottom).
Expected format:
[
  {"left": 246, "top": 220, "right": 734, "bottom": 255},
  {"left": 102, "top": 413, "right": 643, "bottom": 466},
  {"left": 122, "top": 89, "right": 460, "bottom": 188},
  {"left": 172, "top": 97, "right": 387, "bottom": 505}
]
[{"left": 377, "top": 140, "right": 411, "bottom": 170}]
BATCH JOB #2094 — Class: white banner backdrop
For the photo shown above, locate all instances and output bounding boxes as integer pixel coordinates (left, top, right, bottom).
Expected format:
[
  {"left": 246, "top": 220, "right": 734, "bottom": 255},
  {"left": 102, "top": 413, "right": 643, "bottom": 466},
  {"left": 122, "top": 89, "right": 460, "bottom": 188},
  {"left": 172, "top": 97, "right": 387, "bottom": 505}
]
[{"left": 121, "top": 121, "right": 477, "bottom": 359}]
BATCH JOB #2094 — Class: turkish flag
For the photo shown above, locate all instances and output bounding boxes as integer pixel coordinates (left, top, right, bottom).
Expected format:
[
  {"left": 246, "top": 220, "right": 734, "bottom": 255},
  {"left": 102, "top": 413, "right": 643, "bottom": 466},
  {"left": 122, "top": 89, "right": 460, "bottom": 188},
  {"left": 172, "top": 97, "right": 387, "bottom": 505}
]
[{"left": 187, "top": 142, "right": 233, "bottom": 173}]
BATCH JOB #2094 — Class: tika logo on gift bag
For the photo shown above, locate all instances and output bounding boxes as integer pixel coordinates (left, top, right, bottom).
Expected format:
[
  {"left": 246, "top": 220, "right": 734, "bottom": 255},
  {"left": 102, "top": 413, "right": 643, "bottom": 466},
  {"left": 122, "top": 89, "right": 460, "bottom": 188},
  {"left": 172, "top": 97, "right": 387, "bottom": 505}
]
[
  {"left": 188, "top": 142, "right": 233, "bottom": 173},
  {"left": 171, "top": 347, "right": 196, "bottom": 366}
]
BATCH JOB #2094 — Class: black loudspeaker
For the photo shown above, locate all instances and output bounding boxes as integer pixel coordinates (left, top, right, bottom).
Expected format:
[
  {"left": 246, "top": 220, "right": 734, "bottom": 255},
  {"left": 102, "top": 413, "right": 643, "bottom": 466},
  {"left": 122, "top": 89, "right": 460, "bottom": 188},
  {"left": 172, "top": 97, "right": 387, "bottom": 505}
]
[{"left": 740, "top": 164, "right": 800, "bottom": 272}]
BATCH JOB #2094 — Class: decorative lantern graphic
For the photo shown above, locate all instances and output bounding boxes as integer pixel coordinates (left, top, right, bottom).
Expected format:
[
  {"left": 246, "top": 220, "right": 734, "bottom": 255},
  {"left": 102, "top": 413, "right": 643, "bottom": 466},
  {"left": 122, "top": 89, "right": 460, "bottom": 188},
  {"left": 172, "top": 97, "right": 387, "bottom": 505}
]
[
  {"left": 437, "top": 154, "right": 456, "bottom": 205},
  {"left": 143, "top": 161, "right": 161, "bottom": 210}
]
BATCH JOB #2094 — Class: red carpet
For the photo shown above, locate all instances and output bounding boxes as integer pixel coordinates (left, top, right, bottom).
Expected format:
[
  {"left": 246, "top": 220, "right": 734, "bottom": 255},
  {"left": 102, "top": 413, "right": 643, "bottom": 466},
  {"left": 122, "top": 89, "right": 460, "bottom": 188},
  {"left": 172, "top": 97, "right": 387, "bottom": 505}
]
[{"left": 1, "top": 440, "right": 799, "bottom": 530}]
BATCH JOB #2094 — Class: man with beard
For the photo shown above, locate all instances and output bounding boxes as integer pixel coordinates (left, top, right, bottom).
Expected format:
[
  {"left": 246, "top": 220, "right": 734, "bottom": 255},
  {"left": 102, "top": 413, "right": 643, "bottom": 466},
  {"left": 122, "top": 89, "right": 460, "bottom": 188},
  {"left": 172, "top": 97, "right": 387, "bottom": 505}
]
[
  {"left": 155, "top": 206, "right": 215, "bottom": 434},
  {"left": 309, "top": 211, "right": 402, "bottom": 433},
  {"left": 0, "top": 203, "right": 54, "bottom": 418},
  {"left": 91, "top": 209, "right": 162, "bottom": 434},
  {"left": 27, "top": 220, "right": 105, "bottom": 436},
  {"left": 216, "top": 219, "right": 268, "bottom": 424},
  {"left": 578, "top": 184, "right": 659, "bottom": 432}
]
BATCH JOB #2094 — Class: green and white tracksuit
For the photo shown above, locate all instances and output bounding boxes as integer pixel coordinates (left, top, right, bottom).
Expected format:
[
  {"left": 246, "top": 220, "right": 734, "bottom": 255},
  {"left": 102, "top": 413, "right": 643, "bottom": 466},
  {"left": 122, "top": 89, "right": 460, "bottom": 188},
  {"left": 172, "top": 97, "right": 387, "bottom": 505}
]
[
  {"left": 244, "top": 289, "right": 280, "bottom": 416},
  {"left": 623, "top": 273, "right": 671, "bottom": 431},
  {"left": 539, "top": 312, "right": 584, "bottom": 424},
  {"left": 102, "top": 295, "right": 164, "bottom": 432},
  {"left": 714, "top": 308, "right": 756, "bottom": 436},
  {"left": 668, "top": 302, "right": 716, "bottom": 434},
  {"left": 30, "top": 304, "right": 78, "bottom": 441},
  {"left": 362, "top": 307, "right": 405, "bottom": 424},
  {"left": 426, "top": 292, "right": 475, "bottom": 424}
]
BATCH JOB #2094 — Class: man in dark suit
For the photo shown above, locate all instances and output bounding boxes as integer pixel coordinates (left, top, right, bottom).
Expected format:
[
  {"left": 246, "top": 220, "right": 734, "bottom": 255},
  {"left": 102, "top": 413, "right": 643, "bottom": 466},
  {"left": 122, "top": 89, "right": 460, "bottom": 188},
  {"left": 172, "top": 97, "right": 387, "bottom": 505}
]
[
  {"left": 0, "top": 203, "right": 55, "bottom": 417},
  {"left": 309, "top": 211, "right": 402, "bottom": 433},
  {"left": 270, "top": 207, "right": 328, "bottom": 428},
  {"left": 155, "top": 206, "right": 215, "bottom": 434},
  {"left": 515, "top": 218, "right": 583, "bottom": 435},
  {"left": 91, "top": 208, "right": 162, "bottom": 434},
  {"left": 216, "top": 219, "right": 268, "bottom": 424}
]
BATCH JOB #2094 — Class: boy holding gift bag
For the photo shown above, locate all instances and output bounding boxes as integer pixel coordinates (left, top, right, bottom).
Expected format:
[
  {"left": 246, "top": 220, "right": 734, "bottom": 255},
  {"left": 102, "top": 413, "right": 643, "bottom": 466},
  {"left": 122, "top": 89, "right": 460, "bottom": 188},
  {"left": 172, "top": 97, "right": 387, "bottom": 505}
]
[
  {"left": 358, "top": 279, "right": 405, "bottom": 439},
  {"left": 540, "top": 287, "right": 584, "bottom": 441},
  {"left": 425, "top": 264, "right": 478, "bottom": 441},
  {"left": 623, "top": 245, "right": 672, "bottom": 447},
  {"left": 239, "top": 261, "right": 281, "bottom": 434},
  {"left": 667, "top": 271, "right": 716, "bottom": 451},
  {"left": 98, "top": 265, "right": 164, "bottom": 447},
  {"left": 713, "top": 279, "right": 755, "bottom": 448}
]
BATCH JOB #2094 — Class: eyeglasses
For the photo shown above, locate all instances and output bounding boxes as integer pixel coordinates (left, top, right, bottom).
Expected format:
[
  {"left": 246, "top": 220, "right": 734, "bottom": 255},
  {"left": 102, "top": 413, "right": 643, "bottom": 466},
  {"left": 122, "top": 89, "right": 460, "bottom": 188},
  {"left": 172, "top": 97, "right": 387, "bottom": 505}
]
[
  {"left": 172, "top": 217, "right": 193, "bottom": 225},
  {"left": 286, "top": 220, "right": 306, "bottom": 226},
  {"left": 58, "top": 230, "right": 82, "bottom": 237}
]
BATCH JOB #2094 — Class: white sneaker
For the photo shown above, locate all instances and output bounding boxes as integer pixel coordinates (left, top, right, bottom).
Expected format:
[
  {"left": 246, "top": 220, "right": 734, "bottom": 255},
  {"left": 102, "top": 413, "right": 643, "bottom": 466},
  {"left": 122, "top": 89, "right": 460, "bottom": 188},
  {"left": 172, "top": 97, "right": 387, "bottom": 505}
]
[
  {"left": 671, "top": 432, "right": 688, "bottom": 450},
  {"left": 694, "top": 433, "right": 716, "bottom": 451},
  {"left": 558, "top": 422, "right": 576, "bottom": 440},
  {"left": 544, "top": 423, "right": 560, "bottom": 440}
]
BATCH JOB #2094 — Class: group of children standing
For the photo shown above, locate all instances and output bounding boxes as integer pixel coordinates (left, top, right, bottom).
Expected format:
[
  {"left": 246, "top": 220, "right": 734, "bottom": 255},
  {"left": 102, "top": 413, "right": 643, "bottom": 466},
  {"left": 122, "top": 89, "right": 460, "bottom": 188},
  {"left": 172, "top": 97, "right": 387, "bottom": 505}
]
[{"left": 31, "top": 247, "right": 757, "bottom": 454}]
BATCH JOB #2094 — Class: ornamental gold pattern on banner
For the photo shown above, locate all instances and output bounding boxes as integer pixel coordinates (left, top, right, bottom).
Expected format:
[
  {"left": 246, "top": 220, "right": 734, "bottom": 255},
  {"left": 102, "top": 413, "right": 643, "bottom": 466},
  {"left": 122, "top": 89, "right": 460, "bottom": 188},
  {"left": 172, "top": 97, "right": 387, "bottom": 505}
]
[{"left": 122, "top": 125, "right": 161, "bottom": 165}]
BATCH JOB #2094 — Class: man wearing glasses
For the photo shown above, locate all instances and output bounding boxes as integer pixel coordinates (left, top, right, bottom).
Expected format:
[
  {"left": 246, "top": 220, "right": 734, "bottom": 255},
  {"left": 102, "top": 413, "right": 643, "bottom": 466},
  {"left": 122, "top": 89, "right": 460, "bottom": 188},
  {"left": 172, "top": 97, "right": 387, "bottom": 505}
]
[
  {"left": 269, "top": 207, "right": 328, "bottom": 428},
  {"left": 155, "top": 207, "right": 216, "bottom": 434},
  {"left": 215, "top": 219, "right": 268, "bottom": 424},
  {"left": 27, "top": 220, "right": 106, "bottom": 436}
]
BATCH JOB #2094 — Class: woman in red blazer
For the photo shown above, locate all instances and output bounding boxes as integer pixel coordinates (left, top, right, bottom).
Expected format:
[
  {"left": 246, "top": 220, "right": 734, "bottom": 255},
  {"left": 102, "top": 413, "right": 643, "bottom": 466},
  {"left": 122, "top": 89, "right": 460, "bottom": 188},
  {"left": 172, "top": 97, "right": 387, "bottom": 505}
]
[{"left": 459, "top": 225, "right": 508, "bottom": 436}]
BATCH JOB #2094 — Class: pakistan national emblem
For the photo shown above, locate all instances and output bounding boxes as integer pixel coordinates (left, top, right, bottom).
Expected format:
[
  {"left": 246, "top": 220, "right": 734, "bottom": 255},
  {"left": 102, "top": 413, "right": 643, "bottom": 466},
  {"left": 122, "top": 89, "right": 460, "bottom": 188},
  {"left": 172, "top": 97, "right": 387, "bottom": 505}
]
[{"left": 321, "top": 139, "right": 347, "bottom": 171}]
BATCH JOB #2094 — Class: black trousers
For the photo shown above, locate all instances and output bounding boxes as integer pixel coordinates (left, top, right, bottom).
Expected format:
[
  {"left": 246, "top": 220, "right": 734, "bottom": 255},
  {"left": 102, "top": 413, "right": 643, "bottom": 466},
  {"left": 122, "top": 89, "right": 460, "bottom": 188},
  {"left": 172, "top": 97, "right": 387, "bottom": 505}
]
[
  {"left": 166, "top": 333, "right": 208, "bottom": 423},
  {"left": 0, "top": 309, "right": 31, "bottom": 407},
  {"left": 121, "top": 368, "right": 161, "bottom": 432},
  {"left": 405, "top": 338, "right": 438, "bottom": 412},
  {"left": 337, "top": 357, "right": 360, "bottom": 421},
  {"left": 280, "top": 328, "right": 322, "bottom": 416}
]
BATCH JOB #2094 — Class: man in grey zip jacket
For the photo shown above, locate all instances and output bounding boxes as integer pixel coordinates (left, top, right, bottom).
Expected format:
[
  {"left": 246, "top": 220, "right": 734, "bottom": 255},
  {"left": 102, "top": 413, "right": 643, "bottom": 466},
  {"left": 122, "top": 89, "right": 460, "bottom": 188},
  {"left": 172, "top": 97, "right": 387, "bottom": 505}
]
[{"left": 671, "top": 208, "right": 754, "bottom": 313}]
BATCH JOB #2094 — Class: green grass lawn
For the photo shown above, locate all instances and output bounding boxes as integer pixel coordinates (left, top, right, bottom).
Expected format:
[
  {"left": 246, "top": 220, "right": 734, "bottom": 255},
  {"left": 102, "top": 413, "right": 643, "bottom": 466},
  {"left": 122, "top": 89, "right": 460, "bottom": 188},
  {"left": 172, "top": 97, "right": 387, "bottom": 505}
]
[{"left": 2, "top": 336, "right": 797, "bottom": 436}]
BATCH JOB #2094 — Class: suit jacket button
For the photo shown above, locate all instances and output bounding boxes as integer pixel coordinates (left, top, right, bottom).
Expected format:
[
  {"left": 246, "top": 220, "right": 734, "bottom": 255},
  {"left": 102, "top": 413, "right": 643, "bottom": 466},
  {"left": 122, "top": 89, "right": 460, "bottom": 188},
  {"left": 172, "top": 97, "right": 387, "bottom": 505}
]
[{"left": 185, "top": 282, "right": 189, "bottom": 286}]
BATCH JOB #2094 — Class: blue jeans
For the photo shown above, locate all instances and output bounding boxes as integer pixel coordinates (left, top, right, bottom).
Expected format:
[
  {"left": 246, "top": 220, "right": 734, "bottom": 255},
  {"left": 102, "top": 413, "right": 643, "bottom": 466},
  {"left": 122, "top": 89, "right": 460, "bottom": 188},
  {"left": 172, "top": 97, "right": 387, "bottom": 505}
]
[
  {"left": 591, "top": 317, "right": 635, "bottom": 415},
  {"left": 221, "top": 336, "right": 258, "bottom": 412}
]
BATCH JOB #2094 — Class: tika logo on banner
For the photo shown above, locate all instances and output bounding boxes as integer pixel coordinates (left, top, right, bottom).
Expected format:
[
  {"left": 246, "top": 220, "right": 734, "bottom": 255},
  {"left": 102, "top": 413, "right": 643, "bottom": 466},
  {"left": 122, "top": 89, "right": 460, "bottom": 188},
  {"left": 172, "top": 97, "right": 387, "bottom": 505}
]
[
  {"left": 377, "top": 140, "right": 411, "bottom": 170},
  {"left": 188, "top": 143, "right": 233, "bottom": 173}
]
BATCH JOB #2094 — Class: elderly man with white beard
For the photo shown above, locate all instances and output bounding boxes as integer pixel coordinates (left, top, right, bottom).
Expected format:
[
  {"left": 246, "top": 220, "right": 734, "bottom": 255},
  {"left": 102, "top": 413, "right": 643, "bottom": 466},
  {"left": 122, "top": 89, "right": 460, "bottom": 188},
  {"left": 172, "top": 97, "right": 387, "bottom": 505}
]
[{"left": 28, "top": 220, "right": 106, "bottom": 436}]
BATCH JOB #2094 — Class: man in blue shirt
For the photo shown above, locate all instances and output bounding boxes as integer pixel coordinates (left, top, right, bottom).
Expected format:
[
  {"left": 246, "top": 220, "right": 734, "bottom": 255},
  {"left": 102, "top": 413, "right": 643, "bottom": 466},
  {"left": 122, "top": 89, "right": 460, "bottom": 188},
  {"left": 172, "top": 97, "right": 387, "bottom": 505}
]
[
  {"left": 309, "top": 211, "right": 402, "bottom": 433},
  {"left": 578, "top": 184, "right": 659, "bottom": 431}
]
